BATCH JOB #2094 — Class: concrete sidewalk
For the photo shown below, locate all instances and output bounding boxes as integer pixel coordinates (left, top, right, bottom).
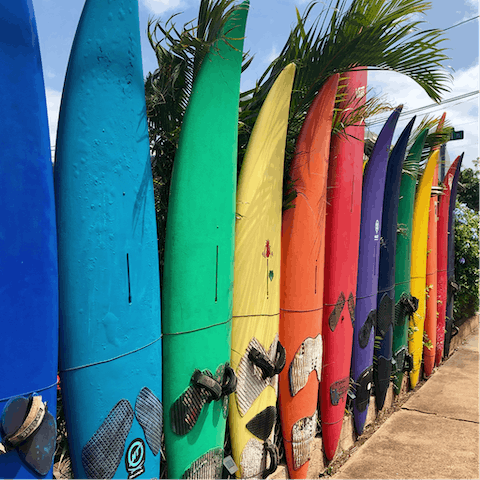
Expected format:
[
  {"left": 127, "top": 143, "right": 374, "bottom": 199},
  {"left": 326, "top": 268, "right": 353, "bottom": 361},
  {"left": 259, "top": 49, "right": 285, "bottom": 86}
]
[{"left": 332, "top": 328, "right": 479, "bottom": 479}]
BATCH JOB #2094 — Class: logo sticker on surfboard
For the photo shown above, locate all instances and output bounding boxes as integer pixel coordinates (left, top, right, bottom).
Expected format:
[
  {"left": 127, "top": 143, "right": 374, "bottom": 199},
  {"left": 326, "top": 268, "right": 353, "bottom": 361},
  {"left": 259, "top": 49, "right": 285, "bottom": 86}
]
[
  {"left": 125, "top": 438, "right": 146, "bottom": 479},
  {"left": 374, "top": 219, "right": 380, "bottom": 240}
]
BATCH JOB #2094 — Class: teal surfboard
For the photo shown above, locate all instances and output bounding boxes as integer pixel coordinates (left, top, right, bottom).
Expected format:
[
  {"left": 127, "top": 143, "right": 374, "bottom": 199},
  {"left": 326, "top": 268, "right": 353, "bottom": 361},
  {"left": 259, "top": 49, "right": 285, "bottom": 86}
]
[
  {"left": 162, "top": 4, "right": 249, "bottom": 478},
  {"left": 54, "top": 0, "right": 162, "bottom": 478}
]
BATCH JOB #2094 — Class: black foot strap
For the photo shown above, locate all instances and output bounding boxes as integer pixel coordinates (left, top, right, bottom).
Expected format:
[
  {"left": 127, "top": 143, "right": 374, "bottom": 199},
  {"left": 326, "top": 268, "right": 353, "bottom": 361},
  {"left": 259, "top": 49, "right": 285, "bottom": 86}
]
[
  {"left": 249, "top": 341, "right": 286, "bottom": 379},
  {"left": 171, "top": 363, "right": 236, "bottom": 435}
]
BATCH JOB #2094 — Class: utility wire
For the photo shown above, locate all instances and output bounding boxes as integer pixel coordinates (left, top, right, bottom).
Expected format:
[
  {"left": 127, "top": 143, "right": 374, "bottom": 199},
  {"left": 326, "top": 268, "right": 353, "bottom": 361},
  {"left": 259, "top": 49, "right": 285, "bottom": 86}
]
[
  {"left": 443, "top": 15, "right": 479, "bottom": 32},
  {"left": 366, "top": 90, "right": 479, "bottom": 127}
]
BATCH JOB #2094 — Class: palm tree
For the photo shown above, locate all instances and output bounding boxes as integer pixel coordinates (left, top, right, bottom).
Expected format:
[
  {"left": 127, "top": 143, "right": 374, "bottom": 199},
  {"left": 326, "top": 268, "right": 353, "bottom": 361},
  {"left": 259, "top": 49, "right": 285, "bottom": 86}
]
[{"left": 145, "top": 0, "right": 451, "bottom": 272}]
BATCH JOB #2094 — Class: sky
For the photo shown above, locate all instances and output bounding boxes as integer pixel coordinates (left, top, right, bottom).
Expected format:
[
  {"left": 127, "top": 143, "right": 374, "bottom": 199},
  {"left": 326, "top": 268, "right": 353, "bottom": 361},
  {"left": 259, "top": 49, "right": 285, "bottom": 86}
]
[{"left": 33, "top": 0, "right": 479, "bottom": 169}]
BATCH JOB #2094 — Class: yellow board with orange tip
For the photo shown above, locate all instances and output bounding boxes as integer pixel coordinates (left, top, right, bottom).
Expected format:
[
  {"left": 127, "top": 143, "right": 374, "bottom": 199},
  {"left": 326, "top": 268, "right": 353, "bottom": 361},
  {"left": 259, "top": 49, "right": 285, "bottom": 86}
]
[
  {"left": 409, "top": 150, "right": 439, "bottom": 388},
  {"left": 229, "top": 63, "right": 296, "bottom": 479}
]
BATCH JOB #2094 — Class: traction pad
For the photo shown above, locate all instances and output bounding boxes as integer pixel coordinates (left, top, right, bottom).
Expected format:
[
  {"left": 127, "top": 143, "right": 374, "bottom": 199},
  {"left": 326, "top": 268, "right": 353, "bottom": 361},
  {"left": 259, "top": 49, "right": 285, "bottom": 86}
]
[
  {"left": 358, "top": 310, "right": 375, "bottom": 349},
  {"left": 354, "top": 366, "right": 373, "bottom": 413},
  {"left": 291, "top": 411, "right": 317, "bottom": 470},
  {"left": 348, "top": 293, "right": 355, "bottom": 328},
  {"left": 0, "top": 395, "right": 56, "bottom": 476},
  {"left": 328, "top": 292, "right": 346, "bottom": 332},
  {"left": 288, "top": 334, "right": 322, "bottom": 396},
  {"left": 330, "top": 377, "right": 349, "bottom": 406},
  {"left": 376, "top": 293, "right": 394, "bottom": 338},
  {"left": 236, "top": 335, "right": 282, "bottom": 416},
  {"left": 82, "top": 399, "right": 134, "bottom": 479},
  {"left": 182, "top": 447, "right": 224, "bottom": 479},
  {"left": 246, "top": 406, "right": 276, "bottom": 441},
  {"left": 240, "top": 438, "right": 278, "bottom": 479},
  {"left": 171, "top": 364, "right": 234, "bottom": 435},
  {"left": 135, "top": 387, "right": 162, "bottom": 456}
]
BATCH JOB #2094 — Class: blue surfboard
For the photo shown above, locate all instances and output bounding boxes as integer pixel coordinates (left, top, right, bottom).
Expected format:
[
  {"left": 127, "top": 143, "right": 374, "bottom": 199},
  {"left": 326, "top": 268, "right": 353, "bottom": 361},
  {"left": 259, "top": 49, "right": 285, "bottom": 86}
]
[
  {"left": 0, "top": 1, "right": 58, "bottom": 478},
  {"left": 54, "top": 0, "right": 162, "bottom": 478},
  {"left": 374, "top": 116, "right": 415, "bottom": 410}
]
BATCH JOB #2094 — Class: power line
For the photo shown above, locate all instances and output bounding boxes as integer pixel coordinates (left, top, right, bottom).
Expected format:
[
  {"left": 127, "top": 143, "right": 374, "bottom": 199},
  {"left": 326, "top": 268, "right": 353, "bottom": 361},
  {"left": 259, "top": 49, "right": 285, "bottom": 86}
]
[
  {"left": 443, "top": 15, "right": 479, "bottom": 32},
  {"left": 366, "top": 90, "right": 479, "bottom": 127}
]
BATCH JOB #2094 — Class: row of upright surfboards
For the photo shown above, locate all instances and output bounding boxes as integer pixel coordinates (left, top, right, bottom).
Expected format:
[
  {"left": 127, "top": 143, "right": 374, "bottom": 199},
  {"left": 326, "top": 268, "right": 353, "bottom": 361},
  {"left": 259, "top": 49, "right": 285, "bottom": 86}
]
[{"left": 0, "top": 1, "right": 463, "bottom": 479}]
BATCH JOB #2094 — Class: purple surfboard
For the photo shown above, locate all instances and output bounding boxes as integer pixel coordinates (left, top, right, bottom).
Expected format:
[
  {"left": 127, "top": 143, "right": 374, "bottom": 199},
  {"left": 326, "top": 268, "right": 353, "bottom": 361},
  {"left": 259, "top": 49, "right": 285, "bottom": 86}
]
[{"left": 352, "top": 106, "right": 402, "bottom": 434}]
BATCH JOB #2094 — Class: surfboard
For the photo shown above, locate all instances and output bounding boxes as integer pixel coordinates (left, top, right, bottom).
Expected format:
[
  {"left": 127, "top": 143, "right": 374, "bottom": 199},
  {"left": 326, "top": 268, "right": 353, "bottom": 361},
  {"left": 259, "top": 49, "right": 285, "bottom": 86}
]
[
  {"left": 391, "top": 129, "right": 428, "bottom": 394},
  {"left": 423, "top": 167, "right": 439, "bottom": 377},
  {"left": 320, "top": 69, "right": 366, "bottom": 461},
  {"left": 351, "top": 106, "right": 401, "bottom": 434},
  {"left": 162, "top": 5, "right": 248, "bottom": 479},
  {"left": 374, "top": 116, "right": 415, "bottom": 409},
  {"left": 0, "top": 1, "right": 58, "bottom": 477},
  {"left": 229, "top": 63, "right": 295, "bottom": 479},
  {"left": 443, "top": 155, "right": 463, "bottom": 359},
  {"left": 423, "top": 114, "right": 446, "bottom": 377},
  {"left": 409, "top": 150, "right": 439, "bottom": 388},
  {"left": 436, "top": 155, "right": 462, "bottom": 366},
  {"left": 54, "top": 1, "right": 162, "bottom": 478},
  {"left": 278, "top": 74, "right": 339, "bottom": 479}
]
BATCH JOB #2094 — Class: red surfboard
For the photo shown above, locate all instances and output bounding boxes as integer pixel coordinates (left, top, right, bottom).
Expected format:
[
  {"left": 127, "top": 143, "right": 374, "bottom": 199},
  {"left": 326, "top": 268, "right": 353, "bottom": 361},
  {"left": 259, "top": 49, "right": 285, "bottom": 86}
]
[
  {"left": 320, "top": 69, "right": 366, "bottom": 460},
  {"left": 279, "top": 74, "right": 339, "bottom": 479},
  {"left": 436, "top": 155, "right": 461, "bottom": 366},
  {"left": 424, "top": 113, "right": 445, "bottom": 377}
]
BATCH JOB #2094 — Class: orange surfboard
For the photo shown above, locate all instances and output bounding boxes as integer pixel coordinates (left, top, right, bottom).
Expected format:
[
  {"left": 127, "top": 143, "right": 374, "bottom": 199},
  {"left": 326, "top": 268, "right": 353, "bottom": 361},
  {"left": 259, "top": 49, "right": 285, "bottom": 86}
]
[{"left": 278, "top": 74, "right": 339, "bottom": 479}]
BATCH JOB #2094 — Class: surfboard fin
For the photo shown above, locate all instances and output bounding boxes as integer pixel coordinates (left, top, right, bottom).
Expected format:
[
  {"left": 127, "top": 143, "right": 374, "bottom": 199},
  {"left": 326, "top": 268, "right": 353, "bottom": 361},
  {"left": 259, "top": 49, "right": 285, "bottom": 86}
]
[
  {"left": 288, "top": 334, "right": 322, "bottom": 396},
  {"left": 171, "top": 364, "right": 235, "bottom": 436},
  {"left": 0, "top": 394, "right": 56, "bottom": 476},
  {"left": 81, "top": 399, "right": 134, "bottom": 479},
  {"left": 134, "top": 387, "right": 162, "bottom": 456}
]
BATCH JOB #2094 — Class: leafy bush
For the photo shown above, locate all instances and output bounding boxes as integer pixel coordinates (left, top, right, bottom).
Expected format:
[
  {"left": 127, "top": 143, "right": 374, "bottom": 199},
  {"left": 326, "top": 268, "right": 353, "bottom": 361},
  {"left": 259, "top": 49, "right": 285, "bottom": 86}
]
[{"left": 454, "top": 200, "right": 479, "bottom": 320}]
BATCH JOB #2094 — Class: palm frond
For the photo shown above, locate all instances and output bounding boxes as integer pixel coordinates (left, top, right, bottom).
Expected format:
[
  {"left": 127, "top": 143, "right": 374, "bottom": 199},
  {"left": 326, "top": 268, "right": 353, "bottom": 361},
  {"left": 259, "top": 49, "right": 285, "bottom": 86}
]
[
  {"left": 238, "top": 0, "right": 451, "bottom": 184},
  {"left": 145, "top": 0, "right": 251, "bottom": 277}
]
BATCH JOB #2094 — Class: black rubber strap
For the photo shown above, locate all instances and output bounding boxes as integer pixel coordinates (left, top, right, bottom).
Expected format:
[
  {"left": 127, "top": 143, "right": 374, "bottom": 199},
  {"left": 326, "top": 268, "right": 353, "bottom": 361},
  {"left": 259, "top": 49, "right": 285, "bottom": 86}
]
[
  {"left": 221, "top": 366, "right": 237, "bottom": 396},
  {"left": 191, "top": 370, "right": 222, "bottom": 401},
  {"left": 262, "top": 440, "right": 278, "bottom": 479},
  {"left": 249, "top": 348, "right": 275, "bottom": 379},
  {"left": 274, "top": 342, "right": 286, "bottom": 375},
  {"left": 402, "top": 294, "right": 419, "bottom": 316},
  {"left": 451, "top": 324, "right": 460, "bottom": 338},
  {"left": 403, "top": 354, "right": 414, "bottom": 372}
]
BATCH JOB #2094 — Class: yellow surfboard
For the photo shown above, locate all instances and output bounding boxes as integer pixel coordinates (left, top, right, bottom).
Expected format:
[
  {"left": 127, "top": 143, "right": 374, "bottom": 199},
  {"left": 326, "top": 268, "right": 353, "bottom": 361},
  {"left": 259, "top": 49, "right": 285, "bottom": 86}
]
[
  {"left": 229, "top": 63, "right": 296, "bottom": 478},
  {"left": 409, "top": 150, "right": 439, "bottom": 388}
]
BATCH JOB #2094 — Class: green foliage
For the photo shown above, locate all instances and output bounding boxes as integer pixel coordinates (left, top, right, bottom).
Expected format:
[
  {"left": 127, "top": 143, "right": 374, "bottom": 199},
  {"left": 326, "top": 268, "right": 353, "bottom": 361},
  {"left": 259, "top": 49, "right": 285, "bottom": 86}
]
[
  {"left": 145, "top": 0, "right": 452, "bottom": 267},
  {"left": 237, "top": 0, "right": 450, "bottom": 204},
  {"left": 457, "top": 166, "right": 479, "bottom": 212},
  {"left": 145, "top": 0, "right": 250, "bottom": 276},
  {"left": 454, "top": 200, "right": 479, "bottom": 320}
]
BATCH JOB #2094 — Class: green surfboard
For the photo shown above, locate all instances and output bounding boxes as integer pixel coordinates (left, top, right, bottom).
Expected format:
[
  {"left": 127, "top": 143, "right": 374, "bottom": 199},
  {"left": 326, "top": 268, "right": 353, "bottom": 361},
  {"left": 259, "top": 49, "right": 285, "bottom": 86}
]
[
  {"left": 392, "top": 128, "right": 428, "bottom": 393},
  {"left": 162, "top": 4, "right": 249, "bottom": 478}
]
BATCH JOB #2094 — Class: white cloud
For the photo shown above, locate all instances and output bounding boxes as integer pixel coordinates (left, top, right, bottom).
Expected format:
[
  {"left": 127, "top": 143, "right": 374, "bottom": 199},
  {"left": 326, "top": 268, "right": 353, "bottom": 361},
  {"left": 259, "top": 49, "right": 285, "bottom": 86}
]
[
  {"left": 45, "top": 87, "right": 62, "bottom": 160},
  {"left": 366, "top": 64, "right": 479, "bottom": 169},
  {"left": 266, "top": 44, "right": 278, "bottom": 64},
  {"left": 142, "top": 0, "right": 184, "bottom": 15}
]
